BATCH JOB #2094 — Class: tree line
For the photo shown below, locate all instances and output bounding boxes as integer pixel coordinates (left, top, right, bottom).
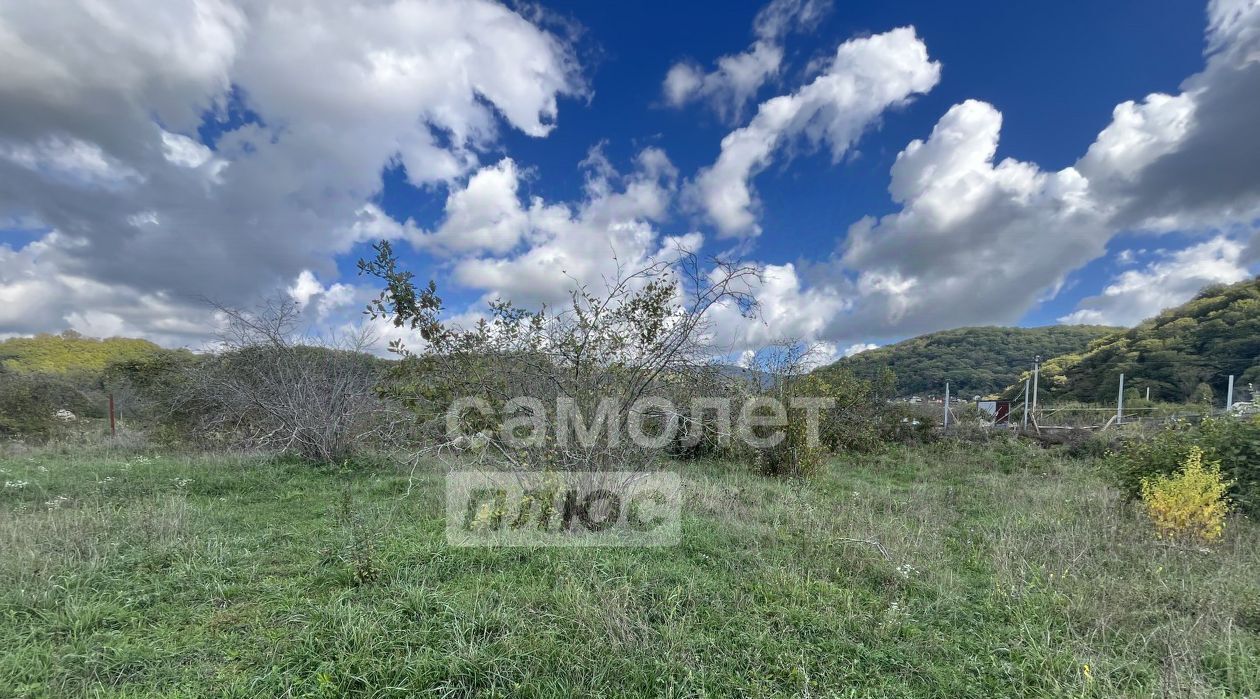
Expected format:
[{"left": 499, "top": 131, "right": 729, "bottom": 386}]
[
  {"left": 1006, "top": 277, "right": 1260, "bottom": 404},
  {"left": 815, "top": 325, "right": 1119, "bottom": 399}
]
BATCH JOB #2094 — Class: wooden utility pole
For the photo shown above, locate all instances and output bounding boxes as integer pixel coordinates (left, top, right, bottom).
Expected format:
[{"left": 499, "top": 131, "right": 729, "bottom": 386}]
[{"left": 108, "top": 393, "right": 116, "bottom": 438}]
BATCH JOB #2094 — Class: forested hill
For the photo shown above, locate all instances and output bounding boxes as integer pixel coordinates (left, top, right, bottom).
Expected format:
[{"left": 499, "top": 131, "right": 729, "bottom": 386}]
[
  {"left": 815, "top": 325, "right": 1121, "bottom": 398},
  {"left": 0, "top": 331, "right": 168, "bottom": 375},
  {"left": 1007, "top": 277, "right": 1260, "bottom": 404}
]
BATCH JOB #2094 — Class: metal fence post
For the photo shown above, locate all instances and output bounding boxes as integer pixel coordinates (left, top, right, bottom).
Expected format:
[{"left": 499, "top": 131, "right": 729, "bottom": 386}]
[{"left": 1116, "top": 373, "right": 1124, "bottom": 426}]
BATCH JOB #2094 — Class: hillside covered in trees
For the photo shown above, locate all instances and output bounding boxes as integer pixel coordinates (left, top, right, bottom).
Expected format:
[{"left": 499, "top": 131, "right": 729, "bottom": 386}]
[
  {"left": 1008, "top": 277, "right": 1260, "bottom": 404},
  {"left": 816, "top": 325, "right": 1121, "bottom": 398},
  {"left": 0, "top": 331, "right": 191, "bottom": 437},
  {"left": 0, "top": 331, "right": 168, "bottom": 375}
]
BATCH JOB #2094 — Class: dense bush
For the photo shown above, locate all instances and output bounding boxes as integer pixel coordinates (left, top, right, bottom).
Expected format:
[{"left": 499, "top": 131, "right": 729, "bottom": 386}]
[
  {"left": 1139, "top": 446, "right": 1232, "bottom": 544},
  {"left": 99, "top": 302, "right": 402, "bottom": 462},
  {"left": 806, "top": 370, "right": 889, "bottom": 453},
  {"left": 179, "top": 344, "right": 396, "bottom": 463},
  {"left": 1063, "top": 429, "right": 1122, "bottom": 459},
  {"left": 1108, "top": 416, "right": 1260, "bottom": 516},
  {"left": 0, "top": 370, "right": 96, "bottom": 439},
  {"left": 670, "top": 365, "right": 939, "bottom": 477},
  {"left": 714, "top": 368, "right": 930, "bottom": 477},
  {"left": 103, "top": 352, "right": 199, "bottom": 422},
  {"left": 753, "top": 397, "right": 828, "bottom": 478},
  {"left": 875, "top": 403, "right": 939, "bottom": 445}
]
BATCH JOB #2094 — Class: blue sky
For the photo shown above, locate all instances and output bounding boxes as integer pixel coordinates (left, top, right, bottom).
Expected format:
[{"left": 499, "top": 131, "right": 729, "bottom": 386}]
[
  {"left": 469, "top": 0, "right": 1208, "bottom": 325},
  {"left": 1, "top": 0, "right": 1258, "bottom": 358},
  {"left": 369, "top": 0, "right": 1242, "bottom": 345}
]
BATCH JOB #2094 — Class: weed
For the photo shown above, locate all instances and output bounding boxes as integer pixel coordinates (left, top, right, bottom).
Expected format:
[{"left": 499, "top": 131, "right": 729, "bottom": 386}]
[
  {"left": 334, "top": 484, "right": 384, "bottom": 585},
  {"left": 1140, "top": 446, "right": 1233, "bottom": 544}
]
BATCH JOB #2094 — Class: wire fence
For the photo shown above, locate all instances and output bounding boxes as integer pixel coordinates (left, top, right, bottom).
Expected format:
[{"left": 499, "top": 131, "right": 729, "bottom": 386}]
[{"left": 935, "top": 370, "right": 1256, "bottom": 433}]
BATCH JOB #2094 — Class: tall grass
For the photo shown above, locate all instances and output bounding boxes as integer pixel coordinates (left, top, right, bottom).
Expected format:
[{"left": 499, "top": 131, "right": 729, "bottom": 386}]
[{"left": 1, "top": 439, "right": 1256, "bottom": 696}]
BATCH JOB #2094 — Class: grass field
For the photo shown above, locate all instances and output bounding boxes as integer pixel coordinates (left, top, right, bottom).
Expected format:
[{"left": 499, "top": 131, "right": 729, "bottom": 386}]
[{"left": 1, "top": 439, "right": 1258, "bottom": 697}]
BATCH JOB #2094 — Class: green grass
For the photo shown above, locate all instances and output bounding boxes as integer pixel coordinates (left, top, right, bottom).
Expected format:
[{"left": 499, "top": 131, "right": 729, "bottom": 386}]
[{"left": 1, "top": 439, "right": 1257, "bottom": 697}]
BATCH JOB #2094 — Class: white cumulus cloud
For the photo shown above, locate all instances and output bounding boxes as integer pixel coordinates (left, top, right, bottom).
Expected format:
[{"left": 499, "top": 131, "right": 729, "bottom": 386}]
[
  {"left": 1060, "top": 235, "right": 1254, "bottom": 326},
  {"left": 0, "top": 0, "right": 581, "bottom": 344},
  {"left": 691, "top": 27, "right": 940, "bottom": 237},
  {"left": 661, "top": 0, "right": 831, "bottom": 121},
  {"left": 830, "top": 100, "right": 1107, "bottom": 340},
  {"left": 809, "top": 0, "right": 1260, "bottom": 343}
]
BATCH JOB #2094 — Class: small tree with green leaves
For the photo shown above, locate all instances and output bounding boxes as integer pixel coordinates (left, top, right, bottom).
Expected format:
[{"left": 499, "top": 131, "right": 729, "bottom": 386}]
[{"left": 358, "top": 240, "right": 761, "bottom": 474}]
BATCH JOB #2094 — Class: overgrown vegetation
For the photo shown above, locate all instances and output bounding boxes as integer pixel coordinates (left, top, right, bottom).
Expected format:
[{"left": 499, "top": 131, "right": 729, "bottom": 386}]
[
  {"left": 163, "top": 300, "right": 404, "bottom": 462},
  {"left": 357, "top": 241, "right": 938, "bottom": 480},
  {"left": 1139, "top": 446, "right": 1233, "bottom": 545},
  {"left": 1106, "top": 415, "right": 1260, "bottom": 516},
  {"left": 3, "top": 270, "right": 1260, "bottom": 697},
  {"left": 0, "top": 331, "right": 195, "bottom": 443},
  {"left": 4, "top": 302, "right": 404, "bottom": 461},
  {"left": 361, "top": 240, "right": 788, "bottom": 476},
  {"left": 737, "top": 343, "right": 907, "bottom": 477},
  {"left": 0, "top": 368, "right": 97, "bottom": 438},
  {"left": 1, "top": 441, "right": 1256, "bottom": 697}
]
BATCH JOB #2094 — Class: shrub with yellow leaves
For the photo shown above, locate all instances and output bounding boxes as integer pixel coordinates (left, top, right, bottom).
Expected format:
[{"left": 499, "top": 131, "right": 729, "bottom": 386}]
[{"left": 1139, "top": 446, "right": 1233, "bottom": 544}]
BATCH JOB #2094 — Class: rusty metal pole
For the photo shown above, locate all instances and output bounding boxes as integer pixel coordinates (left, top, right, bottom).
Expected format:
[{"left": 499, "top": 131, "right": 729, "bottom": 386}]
[{"left": 109, "top": 393, "right": 116, "bottom": 438}]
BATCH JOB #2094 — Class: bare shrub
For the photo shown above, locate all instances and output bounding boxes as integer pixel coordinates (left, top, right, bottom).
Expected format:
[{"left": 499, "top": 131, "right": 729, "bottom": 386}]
[{"left": 172, "top": 299, "right": 405, "bottom": 463}]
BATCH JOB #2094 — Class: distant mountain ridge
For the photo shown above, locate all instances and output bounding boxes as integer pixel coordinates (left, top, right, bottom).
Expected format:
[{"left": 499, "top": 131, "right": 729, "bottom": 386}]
[
  {"left": 1004, "top": 277, "right": 1260, "bottom": 403},
  {"left": 815, "top": 325, "right": 1121, "bottom": 399}
]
